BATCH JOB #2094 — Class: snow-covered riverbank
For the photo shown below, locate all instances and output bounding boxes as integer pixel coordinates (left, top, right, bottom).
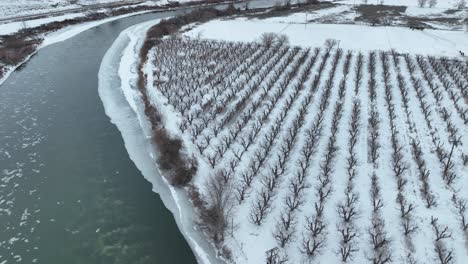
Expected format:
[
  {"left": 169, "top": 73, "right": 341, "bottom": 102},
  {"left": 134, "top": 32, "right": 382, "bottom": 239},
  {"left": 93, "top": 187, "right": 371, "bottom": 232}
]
[
  {"left": 98, "top": 20, "right": 223, "bottom": 264},
  {"left": 0, "top": 10, "right": 155, "bottom": 87}
]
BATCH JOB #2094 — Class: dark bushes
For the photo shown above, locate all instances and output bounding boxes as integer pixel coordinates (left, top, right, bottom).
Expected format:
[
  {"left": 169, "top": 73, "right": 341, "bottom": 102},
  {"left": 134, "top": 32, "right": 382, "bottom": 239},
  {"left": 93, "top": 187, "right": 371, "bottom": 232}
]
[
  {"left": 153, "top": 129, "right": 197, "bottom": 186},
  {"left": 0, "top": 37, "right": 41, "bottom": 65}
]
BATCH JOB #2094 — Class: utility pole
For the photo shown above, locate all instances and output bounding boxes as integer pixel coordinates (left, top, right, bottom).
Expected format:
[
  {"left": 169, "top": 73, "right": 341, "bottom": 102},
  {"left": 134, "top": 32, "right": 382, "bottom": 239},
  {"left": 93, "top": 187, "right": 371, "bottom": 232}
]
[{"left": 305, "top": 13, "right": 307, "bottom": 30}]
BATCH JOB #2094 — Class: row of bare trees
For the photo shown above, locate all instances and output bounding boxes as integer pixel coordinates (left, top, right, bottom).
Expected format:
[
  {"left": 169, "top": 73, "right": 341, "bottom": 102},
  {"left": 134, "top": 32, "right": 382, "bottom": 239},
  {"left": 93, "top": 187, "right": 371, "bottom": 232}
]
[
  {"left": 271, "top": 48, "right": 334, "bottom": 251},
  {"left": 388, "top": 51, "right": 439, "bottom": 210},
  {"left": 366, "top": 51, "right": 392, "bottom": 264},
  {"left": 301, "top": 49, "right": 346, "bottom": 258},
  {"left": 336, "top": 97, "right": 361, "bottom": 262},
  {"left": 381, "top": 52, "right": 419, "bottom": 244},
  {"left": 314, "top": 50, "right": 359, "bottom": 263}
]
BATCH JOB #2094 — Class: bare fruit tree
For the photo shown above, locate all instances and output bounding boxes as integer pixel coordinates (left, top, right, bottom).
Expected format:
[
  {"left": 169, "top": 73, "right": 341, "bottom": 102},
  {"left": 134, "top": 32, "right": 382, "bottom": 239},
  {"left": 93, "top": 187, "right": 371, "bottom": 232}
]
[
  {"left": 260, "top": 32, "right": 277, "bottom": 47},
  {"left": 199, "top": 171, "right": 234, "bottom": 244},
  {"left": 456, "top": 0, "right": 467, "bottom": 9}
]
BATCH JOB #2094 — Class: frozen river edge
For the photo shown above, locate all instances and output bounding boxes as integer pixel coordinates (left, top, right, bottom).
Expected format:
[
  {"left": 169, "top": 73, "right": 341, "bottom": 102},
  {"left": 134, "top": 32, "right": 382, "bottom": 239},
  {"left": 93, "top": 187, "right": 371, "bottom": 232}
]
[{"left": 98, "top": 21, "right": 222, "bottom": 264}]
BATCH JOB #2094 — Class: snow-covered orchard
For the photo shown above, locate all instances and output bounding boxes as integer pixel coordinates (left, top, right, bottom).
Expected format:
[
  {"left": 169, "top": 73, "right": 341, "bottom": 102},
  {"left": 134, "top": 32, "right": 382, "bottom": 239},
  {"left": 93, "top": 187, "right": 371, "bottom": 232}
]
[{"left": 139, "top": 32, "right": 468, "bottom": 263}]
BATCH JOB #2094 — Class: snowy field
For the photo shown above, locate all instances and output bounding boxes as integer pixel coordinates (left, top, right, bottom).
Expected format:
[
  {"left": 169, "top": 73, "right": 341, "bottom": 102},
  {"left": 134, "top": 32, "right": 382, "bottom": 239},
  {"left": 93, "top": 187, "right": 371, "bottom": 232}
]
[
  {"left": 242, "top": 2, "right": 467, "bottom": 31},
  {"left": 142, "top": 36, "right": 468, "bottom": 264},
  {"left": 0, "top": 0, "right": 199, "bottom": 19},
  {"left": 185, "top": 17, "right": 468, "bottom": 57},
  {"left": 0, "top": 13, "right": 85, "bottom": 35},
  {"left": 336, "top": 0, "right": 463, "bottom": 8}
]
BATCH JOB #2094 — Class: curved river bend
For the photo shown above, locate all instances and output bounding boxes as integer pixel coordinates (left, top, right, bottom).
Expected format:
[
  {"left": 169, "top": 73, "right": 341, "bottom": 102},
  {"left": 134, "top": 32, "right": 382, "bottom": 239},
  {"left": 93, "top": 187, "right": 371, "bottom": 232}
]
[
  {"left": 0, "top": 10, "right": 200, "bottom": 264},
  {"left": 0, "top": 1, "right": 283, "bottom": 263}
]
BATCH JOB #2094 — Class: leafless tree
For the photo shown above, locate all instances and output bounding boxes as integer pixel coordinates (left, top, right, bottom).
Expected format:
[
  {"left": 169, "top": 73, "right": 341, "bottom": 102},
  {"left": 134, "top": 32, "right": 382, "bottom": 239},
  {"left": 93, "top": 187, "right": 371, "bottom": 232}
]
[
  {"left": 277, "top": 34, "right": 290, "bottom": 47},
  {"left": 456, "top": 0, "right": 466, "bottom": 9},
  {"left": 260, "top": 32, "right": 277, "bottom": 47},
  {"left": 199, "top": 172, "right": 234, "bottom": 244},
  {"left": 324, "top": 38, "right": 338, "bottom": 50},
  {"left": 265, "top": 247, "right": 288, "bottom": 264}
]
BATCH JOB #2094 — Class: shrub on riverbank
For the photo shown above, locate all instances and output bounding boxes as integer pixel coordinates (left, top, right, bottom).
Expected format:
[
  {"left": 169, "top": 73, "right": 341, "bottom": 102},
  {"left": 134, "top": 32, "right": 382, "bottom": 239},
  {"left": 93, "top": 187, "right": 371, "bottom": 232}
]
[
  {"left": 153, "top": 128, "right": 197, "bottom": 186},
  {"left": 0, "top": 37, "right": 41, "bottom": 65}
]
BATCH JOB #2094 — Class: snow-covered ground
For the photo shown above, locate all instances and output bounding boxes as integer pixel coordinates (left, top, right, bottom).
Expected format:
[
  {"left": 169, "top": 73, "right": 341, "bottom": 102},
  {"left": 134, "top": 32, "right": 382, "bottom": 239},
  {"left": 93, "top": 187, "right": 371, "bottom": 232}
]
[
  {"left": 254, "top": 2, "right": 467, "bottom": 30},
  {"left": 336, "top": 0, "right": 463, "bottom": 8},
  {"left": 185, "top": 17, "right": 468, "bottom": 57},
  {"left": 0, "top": 0, "right": 201, "bottom": 19},
  {"left": 0, "top": 13, "right": 85, "bottom": 35}
]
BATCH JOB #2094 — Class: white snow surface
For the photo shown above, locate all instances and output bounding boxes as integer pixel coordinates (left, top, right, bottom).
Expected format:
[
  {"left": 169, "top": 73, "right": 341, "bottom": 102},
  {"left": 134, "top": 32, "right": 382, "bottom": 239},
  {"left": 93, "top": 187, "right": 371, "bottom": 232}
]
[
  {"left": 0, "top": 13, "right": 85, "bottom": 35},
  {"left": 0, "top": 0, "right": 206, "bottom": 19},
  {"left": 335, "top": 0, "right": 462, "bottom": 8},
  {"left": 185, "top": 17, "right": 468, "bottom": 57}
]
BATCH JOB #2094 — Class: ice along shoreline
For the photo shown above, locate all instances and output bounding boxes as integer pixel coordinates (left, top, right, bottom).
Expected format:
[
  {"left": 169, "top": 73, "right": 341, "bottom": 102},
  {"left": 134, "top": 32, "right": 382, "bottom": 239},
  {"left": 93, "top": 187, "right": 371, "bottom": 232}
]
[{"left": 98, "top": 20, "right": 223, "bottom": 264}]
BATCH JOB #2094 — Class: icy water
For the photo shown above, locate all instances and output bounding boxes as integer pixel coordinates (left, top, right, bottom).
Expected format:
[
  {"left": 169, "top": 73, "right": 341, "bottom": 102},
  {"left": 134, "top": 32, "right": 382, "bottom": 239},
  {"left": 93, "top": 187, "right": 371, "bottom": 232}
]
[{"left": 0, "top": 11, "right": 198, "bottom": 264}]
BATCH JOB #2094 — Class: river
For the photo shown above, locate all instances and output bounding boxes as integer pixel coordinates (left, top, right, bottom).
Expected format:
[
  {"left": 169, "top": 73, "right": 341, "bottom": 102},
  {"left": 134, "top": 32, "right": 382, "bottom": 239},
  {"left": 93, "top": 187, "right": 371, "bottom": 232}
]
[{"left": 0, "top": 1, "right": 286, "bottom": 263}]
